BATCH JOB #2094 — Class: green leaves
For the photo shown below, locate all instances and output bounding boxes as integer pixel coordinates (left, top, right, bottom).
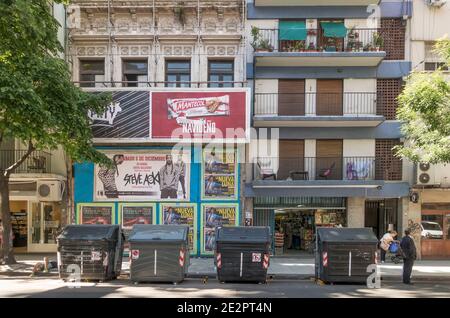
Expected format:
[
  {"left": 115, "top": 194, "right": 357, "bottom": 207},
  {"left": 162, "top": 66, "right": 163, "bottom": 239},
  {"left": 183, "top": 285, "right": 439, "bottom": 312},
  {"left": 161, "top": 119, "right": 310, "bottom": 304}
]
[
  {"left": 396, "top": 39, "right": 450, "bottom": 164},
  {"left": 0, "top": 0, "right": 112, "bottom": 169}
]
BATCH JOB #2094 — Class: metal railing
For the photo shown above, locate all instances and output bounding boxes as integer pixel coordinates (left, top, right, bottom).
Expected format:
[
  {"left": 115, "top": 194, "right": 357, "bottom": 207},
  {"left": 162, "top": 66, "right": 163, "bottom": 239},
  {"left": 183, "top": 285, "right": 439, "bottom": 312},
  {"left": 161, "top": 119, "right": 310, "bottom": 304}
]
[
  {"left": 254, "top": 157, "right": 378, "bottom": 181},
  {"left": 254, "top": 92, "right": 377, "bottom": 116},
  {"left": 73, "top": 81, "right": 248, "bottom": 88},
  {"left": 254, "top": 28, "right": 384, "bottom": 53},
  {"left": 0, "top": 150, "right": 52, "bottom": 174}
]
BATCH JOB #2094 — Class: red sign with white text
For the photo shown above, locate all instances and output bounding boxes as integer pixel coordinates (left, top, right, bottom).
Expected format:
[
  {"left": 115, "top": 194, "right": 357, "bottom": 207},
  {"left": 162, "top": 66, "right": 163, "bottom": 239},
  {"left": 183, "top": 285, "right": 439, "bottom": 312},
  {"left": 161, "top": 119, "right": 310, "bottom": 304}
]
[{"left": 151, "top": 90, "right": 248, "bottom": 142}]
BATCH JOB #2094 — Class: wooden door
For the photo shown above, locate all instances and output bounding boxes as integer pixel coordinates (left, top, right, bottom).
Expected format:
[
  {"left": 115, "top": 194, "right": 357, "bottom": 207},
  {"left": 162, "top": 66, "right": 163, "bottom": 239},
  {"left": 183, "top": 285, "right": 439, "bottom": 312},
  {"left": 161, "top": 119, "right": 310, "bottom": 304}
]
[
  {"left": 278, "top": 80, "right": 305, "bottom": 116},
  {"left": 278, "top": 140, "right": 304, "bottom": 180},
  {"left": 316, "top": 139, "right": 343, "bottom": 180},
  {"left": 316, "top": 79, "right": 343, "bottom": 116}
]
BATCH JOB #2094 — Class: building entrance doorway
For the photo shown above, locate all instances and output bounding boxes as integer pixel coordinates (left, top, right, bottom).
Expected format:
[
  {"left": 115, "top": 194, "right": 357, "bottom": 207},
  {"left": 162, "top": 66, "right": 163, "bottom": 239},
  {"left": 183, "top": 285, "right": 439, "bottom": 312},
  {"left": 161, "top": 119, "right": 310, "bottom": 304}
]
[{"left": 364, "top": 199, "right": 398, "bottom": 239}]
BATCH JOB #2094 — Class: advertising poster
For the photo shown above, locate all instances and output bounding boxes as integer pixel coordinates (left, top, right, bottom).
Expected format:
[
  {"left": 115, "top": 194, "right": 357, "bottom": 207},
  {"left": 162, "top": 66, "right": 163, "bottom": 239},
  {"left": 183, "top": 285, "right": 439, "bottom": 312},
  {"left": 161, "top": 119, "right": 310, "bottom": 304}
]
[
  {"left": 78, "top": 204, "right": 115, "bottom": 225},
  {"left": 119, "top": 203, "right": 156, "bottom": 254},
  {"left": 161, "top": 204, "right": 197, "bottom": 254},
  {"left": 202, "top": 148, "right": 237, "bottom": 200},
  {"left": 151, "top": 90, "right": 249, "bottom": 142},
  {"left": 88, "top": 91, "right": 150, "bottom": 139},
  {"left": 94, "top": 149, "right": 190, "bottom": 201},
  {"left": 201, "top": 204, "right": 239, "bottom": 254}
]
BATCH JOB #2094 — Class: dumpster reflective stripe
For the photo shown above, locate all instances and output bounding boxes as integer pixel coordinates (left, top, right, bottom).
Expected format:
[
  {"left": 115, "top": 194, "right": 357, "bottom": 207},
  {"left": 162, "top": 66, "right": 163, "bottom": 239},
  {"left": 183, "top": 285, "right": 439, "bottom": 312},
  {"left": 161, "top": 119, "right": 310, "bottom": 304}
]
[
  {"left": 179, "top": 249, "right": 185, "bottom": 267},
  {"left": 323, "top": 252, "right": 328, "bottom": 267},
  {"left": 375, "top": 251, "right": 378, "bottom": 264},
  {"left": 348, "top": 251, "right": 352, "bottom": 277},
  {"left": 240, "top": 253, "right": 243, "bottom": 277},
  {"left": 154, "top": 250, "right": 157, "bottom": 276},
  {"left": 216, "top": 253, "right": 222, "bottom": 269},
  {"left": 263, "top": 254, "right": 269, "bottom": 269}
]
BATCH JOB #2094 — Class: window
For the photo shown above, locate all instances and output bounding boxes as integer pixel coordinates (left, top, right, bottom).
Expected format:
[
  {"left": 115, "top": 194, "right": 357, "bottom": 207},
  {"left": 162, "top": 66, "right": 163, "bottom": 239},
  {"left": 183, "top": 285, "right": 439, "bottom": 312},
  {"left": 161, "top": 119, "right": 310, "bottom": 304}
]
[
  {"left": 79, "top": 59, "right": 105, "bottom": 87},
  {"left": 208, "top": 60, "right": 234, "bottom": 87},
  {"left": 424, "top": 42, "right": 448, "bottom": 72},
  {"left": 424, "top": 62, "right": 448, "bottom": 71},
  {"left": 165, "top": 60, "right": 191, "bottom": 87},
  {"left": 122, "top": 60, "right": 148, "bottom": 87}
]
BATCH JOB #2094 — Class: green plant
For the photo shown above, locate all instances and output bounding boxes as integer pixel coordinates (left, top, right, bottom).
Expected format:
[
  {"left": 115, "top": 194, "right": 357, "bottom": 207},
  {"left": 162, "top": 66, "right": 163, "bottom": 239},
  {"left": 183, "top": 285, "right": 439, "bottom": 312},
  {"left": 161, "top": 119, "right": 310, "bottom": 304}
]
[
  {"left": 293, "top": 41, "right": 305, "bottom": 51},
  {"left": 373, "top": 32, "right": 384, "bottom": 48},
  {"left": 258, "top": 38, "right": 274, "bottom": 52},
  {"left": 251, "top": 26, "right": 262, "bottom": 50}
]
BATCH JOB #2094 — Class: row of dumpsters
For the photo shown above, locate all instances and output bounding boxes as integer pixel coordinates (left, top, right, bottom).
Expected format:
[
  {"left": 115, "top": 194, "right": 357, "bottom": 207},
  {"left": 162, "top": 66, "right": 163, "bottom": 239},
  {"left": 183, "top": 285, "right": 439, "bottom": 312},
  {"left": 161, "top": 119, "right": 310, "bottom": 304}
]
[{"left": 57, "top": 225, "right": 379, "bottom": 284}]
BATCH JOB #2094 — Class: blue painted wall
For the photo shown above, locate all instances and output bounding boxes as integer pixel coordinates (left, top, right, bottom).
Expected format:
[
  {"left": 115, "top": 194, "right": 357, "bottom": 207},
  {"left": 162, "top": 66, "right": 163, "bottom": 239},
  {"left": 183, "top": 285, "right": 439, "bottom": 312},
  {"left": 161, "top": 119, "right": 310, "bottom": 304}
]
[{"left": 74, "top": 145, "right": 241, "bottom": 257}]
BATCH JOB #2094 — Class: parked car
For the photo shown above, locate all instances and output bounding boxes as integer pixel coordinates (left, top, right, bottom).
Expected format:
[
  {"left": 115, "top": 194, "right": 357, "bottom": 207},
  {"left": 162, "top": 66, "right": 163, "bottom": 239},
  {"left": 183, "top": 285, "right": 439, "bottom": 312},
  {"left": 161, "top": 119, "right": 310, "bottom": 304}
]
[{"left": 421, "top": 221, "right": 444, "bottom": 239}]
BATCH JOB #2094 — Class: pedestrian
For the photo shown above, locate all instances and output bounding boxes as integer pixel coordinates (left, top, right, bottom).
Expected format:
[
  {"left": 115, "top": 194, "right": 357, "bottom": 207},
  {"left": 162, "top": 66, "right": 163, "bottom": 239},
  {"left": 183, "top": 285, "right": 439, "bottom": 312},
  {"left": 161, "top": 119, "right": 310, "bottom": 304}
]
[
  {"left": 400, "top": 229, "right": 417, "bottom": 284},
  {"left": 379, "top": 230, "right": 397, "bottom": 263}
]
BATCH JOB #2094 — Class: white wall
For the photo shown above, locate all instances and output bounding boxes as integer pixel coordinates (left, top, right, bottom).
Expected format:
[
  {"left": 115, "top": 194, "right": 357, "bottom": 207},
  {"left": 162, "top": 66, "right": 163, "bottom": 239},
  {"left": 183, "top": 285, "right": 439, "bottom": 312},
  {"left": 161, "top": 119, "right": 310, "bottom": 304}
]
[
  {"left": 255, "top": 79, "right": 278, "bottom": 115},
  {"left": 343, "top": 139, "right": 375, "bottom": 180},
  {"left": 343, "top": 139, "right": 375, "bottom": 157},
  {"left": 246, "top": 19, "right": 278, "bottom": 60},
  {"left": 411, "top": 0, "right": 450, "bottom": 41},
  {"left": 305, "top": 79, "right": 316, "bottom": 115},
  {"left": 343, "top": 79, "right": 377, "bottom": 115},
  {"left": 304, "top": 139, "right": 316, "bottom": 180}
]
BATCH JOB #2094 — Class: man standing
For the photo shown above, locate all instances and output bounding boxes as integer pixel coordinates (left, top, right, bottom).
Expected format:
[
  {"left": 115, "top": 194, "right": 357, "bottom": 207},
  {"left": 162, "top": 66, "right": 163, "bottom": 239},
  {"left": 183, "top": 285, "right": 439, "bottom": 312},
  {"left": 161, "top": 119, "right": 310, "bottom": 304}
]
[
  {"left": 97, "top": 154, "right": 124, "bottom": 198},
  {"left": 159, "top": 154, "right": 180, "bottom": 199},
  {"left": 400, "top": 229, "right": 417, "bottom": 284},
  {"left": 176, "top": 153, "right": 186, "bottom": 199}
]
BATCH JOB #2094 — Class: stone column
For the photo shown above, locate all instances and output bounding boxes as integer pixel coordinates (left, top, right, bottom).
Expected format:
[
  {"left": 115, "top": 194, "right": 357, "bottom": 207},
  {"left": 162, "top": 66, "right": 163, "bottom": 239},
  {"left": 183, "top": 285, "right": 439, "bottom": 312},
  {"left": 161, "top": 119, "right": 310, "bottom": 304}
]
[{"left": 347, "top": 197, "right": 365, "bottom": 228}]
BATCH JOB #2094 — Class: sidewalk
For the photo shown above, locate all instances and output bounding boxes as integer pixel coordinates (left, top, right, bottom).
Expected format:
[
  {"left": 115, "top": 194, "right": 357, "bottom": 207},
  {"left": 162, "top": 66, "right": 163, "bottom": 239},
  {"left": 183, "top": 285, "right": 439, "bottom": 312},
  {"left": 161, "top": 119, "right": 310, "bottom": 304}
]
[{"left": 2, "top": 254, "right": 450, "bottom": 282}]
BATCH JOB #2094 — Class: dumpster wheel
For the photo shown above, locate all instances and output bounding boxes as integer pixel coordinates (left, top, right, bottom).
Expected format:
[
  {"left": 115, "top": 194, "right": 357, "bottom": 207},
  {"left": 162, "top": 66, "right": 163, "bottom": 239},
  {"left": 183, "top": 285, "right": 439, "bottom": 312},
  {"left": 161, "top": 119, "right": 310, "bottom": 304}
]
[
  {"left": 315, "top": 279, "right": 326, "bottom": 286},
  {"left": 202, "top": 276, "right": 208, "bottom": 284}
]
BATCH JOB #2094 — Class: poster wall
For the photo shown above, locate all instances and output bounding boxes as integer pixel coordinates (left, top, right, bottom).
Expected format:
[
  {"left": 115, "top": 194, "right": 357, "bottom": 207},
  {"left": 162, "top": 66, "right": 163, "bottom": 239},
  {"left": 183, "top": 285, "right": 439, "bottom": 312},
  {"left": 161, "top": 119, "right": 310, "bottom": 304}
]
[
  {"left": 201, "top": 203, "right": 239, "bottom": 254},
  {"left": 202, "top": 148, "right": 237, "bottom": 200},
  {"left": 94, "top": 149, "right": 190, "bottom": 201},
  {"left": 119, "top": 203, "right": 156, "bottom": 253},
  {"left": 161, "top": 203, "right": 197, "bottom": 255},
  {"left": 77, "top": 203, "right": 115, "bottom": 224}
]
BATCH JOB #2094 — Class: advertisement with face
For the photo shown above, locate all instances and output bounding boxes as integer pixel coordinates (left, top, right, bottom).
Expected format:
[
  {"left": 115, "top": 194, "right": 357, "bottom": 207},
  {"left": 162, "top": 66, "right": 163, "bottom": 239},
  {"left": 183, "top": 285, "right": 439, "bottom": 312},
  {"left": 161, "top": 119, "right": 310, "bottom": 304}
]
[
  {"left": 201, "top": 204, "right": 239, "bottom": 254},
  {"left": 202, "top": 148, "right": 237, "bottom": 200},
  {"left": 161, "top": 204, "right": 197, "bottom": 254},
  {"left": 94, "top": 149, "right": 190, "bottom": 201}
]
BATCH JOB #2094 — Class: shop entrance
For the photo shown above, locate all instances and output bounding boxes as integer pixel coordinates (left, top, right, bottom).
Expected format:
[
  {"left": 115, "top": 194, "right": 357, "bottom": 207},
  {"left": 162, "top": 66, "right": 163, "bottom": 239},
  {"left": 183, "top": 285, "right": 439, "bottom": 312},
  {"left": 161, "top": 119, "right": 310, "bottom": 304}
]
[
  {"left": 273, "top": 208, "right": 347, "bottom": 257},
  {"left": 364, "top": 199, "right": 398, "bottom": 239},
  {"left": 6, "top": 200, "right": 62, "bottom": 253}
]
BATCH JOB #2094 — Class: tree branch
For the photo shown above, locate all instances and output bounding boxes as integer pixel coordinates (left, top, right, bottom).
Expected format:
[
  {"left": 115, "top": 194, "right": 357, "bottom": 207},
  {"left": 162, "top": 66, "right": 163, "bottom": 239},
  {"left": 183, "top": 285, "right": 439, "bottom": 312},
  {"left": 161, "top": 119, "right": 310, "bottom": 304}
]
[{"left": 5, "top": 140, "right": 35, "bottom": 176}]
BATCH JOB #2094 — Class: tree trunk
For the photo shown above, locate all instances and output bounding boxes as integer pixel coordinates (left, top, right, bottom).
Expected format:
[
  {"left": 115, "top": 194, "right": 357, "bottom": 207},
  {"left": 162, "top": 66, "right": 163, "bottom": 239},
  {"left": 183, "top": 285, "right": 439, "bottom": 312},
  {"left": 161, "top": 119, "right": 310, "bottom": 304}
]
[{"left": 0, "top": 174, "right": 16, "bottom": 265}]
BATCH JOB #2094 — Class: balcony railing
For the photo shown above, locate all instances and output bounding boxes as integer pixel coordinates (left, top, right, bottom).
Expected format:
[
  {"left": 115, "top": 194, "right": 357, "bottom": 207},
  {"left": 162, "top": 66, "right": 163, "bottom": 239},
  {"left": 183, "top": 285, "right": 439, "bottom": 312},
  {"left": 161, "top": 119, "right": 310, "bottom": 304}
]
[
  {"left": 254, "top": 157, "right": 401, "bottom": 181},
  {"left": 254, "top": 92, "right": 377, "bottom": 116},
  {"left": 74, "top": 81, "right": 248, "bottom": 88},
  {"left": 254, "top": 28, "right": 384, "bottom": 53},
  {"left": 0, "top": 150, "right": 52, "bottom": 174}
]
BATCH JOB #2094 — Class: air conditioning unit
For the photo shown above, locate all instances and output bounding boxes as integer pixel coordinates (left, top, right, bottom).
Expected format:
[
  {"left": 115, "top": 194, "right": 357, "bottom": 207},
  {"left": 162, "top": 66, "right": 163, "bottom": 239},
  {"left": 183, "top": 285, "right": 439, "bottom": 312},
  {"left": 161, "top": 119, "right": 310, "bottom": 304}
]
[
  {"left": 425, "top": 0, "right": 447, "bottom": 7},
  {"left": 37, "top": 180, "right": 64, "bottom": 201},
  {"left": 417, "top": 163, "right": 450, "bottom": 186}
]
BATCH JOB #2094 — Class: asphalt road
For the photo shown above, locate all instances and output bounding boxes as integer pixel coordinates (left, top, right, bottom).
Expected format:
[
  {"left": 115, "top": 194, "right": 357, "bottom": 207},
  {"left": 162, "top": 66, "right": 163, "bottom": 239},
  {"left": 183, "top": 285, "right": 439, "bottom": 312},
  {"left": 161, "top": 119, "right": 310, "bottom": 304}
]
[{"left": 1, "top": 276, "right": 450, "bottom": 298}]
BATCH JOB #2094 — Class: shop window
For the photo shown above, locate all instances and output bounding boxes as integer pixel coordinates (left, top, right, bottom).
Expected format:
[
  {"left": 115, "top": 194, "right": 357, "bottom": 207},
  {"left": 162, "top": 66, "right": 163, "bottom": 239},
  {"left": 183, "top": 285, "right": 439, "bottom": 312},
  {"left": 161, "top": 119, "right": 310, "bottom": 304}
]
[
  {"left": 208, "top": 60, "right": 234, "bottom": 87},
  {"left": 421, "top": 214, "right": 444, "bottom": 240},
  {"left": 79, "top": 59, "right": 105, "bottom": 87},
  {"left": 165, "top": 60, "right": 191, "bottom": 87},
  {"left": 122, "top": 59, "right": 148, "bottom": 87}
]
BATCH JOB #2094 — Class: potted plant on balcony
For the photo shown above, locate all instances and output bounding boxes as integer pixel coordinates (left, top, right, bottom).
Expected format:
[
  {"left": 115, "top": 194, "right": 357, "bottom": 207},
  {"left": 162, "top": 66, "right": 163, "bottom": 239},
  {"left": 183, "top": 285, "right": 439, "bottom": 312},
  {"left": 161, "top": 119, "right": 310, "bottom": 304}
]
[
  {"left": 373, "top": 32, "right": 384, "bottom": 51},
  {"left": 363, "top": 43, "right": 374, "bottom": 52},
  {"left": 258, "top": 39, "right": 274, "bottom": 52},
  {"left": 251, "top": 26, "right": 262, "bottom": 51},
  {"left": 307, "top": 42, "right": 315, "bottom": 51},
  {"left": 293, "top": 41, "right": 305, "bottom": 52}
]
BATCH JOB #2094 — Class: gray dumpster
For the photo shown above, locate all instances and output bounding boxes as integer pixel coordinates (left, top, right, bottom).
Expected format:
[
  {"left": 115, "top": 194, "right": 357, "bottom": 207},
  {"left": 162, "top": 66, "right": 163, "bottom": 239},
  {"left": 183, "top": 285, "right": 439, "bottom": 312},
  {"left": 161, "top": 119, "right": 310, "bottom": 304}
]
[
  {"left": 315, "top": 227, "right": 378, "bottom": 284},
  {"left": 57, "top": 225, "right": 124, "bottom": 281},
  {"left": 215, "top": 226, "right": 271, "bottom": 283},
  {"left": 129, "top": 224, "right": 190, "bottom": 284}
]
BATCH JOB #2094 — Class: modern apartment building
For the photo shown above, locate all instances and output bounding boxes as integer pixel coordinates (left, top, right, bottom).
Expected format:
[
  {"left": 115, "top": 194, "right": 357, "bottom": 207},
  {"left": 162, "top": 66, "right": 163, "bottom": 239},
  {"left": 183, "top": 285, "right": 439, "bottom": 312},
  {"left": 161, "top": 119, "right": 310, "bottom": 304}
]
[
  {"left": 67, "top": 0, "right": 250, "bottom": 256},
  {"left": 0, "top": 2, "right": 68, "bottom": 253},
  {"left": 408, "top": 0, "right": 450, "bottom": 259},
  {"left": 244, "top": 0, "right": 415, "bottom": 256}
]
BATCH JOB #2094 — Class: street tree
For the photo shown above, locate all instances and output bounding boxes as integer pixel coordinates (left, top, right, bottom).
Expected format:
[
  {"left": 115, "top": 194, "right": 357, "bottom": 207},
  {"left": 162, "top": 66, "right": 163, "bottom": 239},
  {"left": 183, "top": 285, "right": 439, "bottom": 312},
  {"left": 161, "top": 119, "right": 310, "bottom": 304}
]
[
  {"left": 0, "top": 0, "right": 111, "bottom": 264},
  {"left": 395, "top": 39, "right": 450, "bottom": 164}
]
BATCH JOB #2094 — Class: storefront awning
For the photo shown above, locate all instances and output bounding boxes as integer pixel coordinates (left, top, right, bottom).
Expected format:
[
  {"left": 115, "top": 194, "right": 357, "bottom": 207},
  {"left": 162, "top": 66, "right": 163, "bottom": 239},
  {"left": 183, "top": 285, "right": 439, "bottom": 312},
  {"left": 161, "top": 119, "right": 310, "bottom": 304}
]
[
  {"left": 320, "top": 22, "right": 347, "bottom": 38},
  {"left": 279, "top": 21, "right": 307, "bottom": 41}
]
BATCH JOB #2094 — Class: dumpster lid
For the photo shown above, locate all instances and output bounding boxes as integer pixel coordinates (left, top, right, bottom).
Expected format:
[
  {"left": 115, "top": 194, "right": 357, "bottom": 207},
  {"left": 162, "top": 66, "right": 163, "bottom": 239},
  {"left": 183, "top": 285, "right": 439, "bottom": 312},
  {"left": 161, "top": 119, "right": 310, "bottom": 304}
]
[
  {"left": 57, "top": 225, "right": 120, "bottom": 241},
  {"left": 215, "top": 226, "right": 271, "bottom": 244},
  {"left": 317, "top": 227, "right": 378, "bottom": 243},
  {"left": 129, "top": 224, "right": 189, "bottom": 242}
]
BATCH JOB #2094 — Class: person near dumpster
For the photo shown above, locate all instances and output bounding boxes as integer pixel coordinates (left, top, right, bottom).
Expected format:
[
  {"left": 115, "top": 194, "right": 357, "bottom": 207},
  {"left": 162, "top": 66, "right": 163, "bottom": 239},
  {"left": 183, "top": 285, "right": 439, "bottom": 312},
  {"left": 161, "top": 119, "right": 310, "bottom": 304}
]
[
  {"left": 379, "top": 230, "right": 397, "bottom": 263},
  {"left": 400, "top": 229, "right": 417, "bottom": 284}
]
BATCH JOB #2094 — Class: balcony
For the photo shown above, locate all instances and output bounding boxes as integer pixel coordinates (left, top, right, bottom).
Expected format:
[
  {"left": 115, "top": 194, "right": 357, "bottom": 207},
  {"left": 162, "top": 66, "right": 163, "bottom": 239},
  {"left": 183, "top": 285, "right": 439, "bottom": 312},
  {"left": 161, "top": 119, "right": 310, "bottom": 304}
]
[
  {"left": 0, "top": 150, "right": 52, "bottom": 174},
  {"left": 254, "top": 0, "right": 380, "bottom": 6},
  {"left": 253, "top": 92, "right": 383, "bottom": 127},
  {"left": 253, "top": 27, "right": 386, "bottom": 67},
  {"left": 247, "top": 156, "right": 409, "bottom": 198}
]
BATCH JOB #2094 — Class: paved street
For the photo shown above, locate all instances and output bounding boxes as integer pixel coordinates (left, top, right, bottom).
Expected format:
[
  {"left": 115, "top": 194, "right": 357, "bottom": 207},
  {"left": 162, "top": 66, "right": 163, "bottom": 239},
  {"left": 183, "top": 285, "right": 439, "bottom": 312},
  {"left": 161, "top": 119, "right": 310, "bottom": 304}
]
[{"left": 1, "top": 276, "right": 450, "bottom": 298}]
